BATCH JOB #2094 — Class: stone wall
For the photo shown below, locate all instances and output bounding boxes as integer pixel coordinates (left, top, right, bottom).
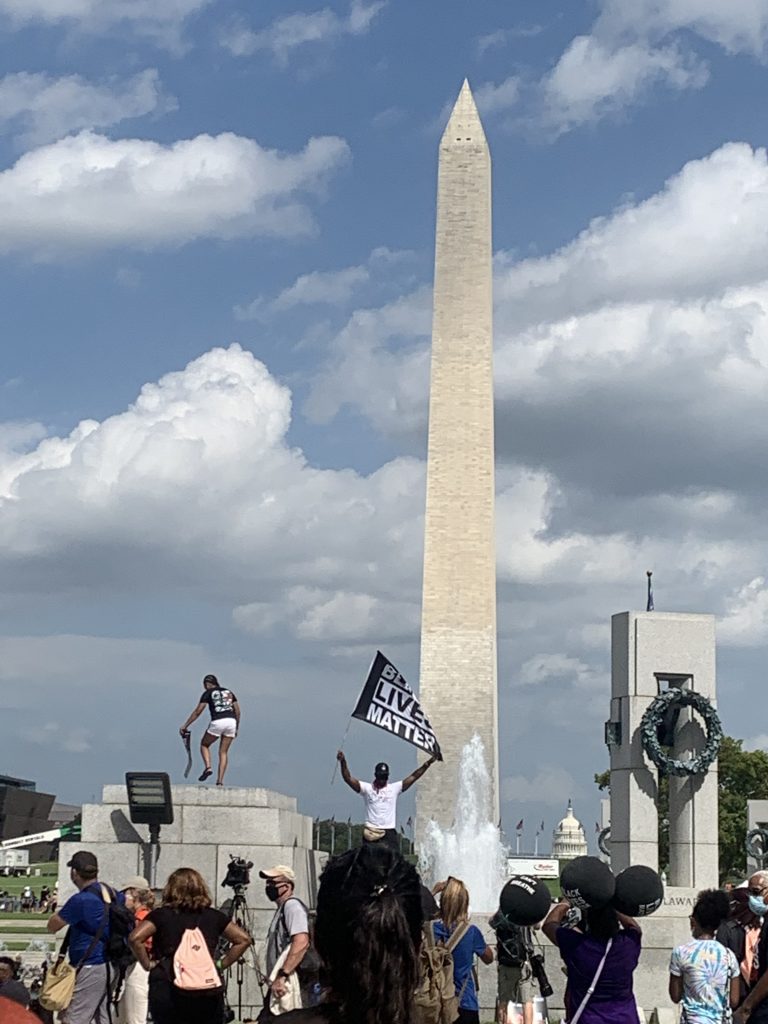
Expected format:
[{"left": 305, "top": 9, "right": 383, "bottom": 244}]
[{"left": 57, "top": 783, "right": 324, "bottom": 1019}]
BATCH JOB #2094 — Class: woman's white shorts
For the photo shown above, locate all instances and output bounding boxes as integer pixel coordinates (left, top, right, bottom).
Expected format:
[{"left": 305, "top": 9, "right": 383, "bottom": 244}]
[{"left": 205, "top": 718, "right": 237, "bottom": 738}]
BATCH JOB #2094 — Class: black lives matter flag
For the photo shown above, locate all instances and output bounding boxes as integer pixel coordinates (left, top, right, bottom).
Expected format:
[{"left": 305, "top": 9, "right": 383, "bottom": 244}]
[{"left": 352, "top": 651, "right": 443, "bottom": 760}]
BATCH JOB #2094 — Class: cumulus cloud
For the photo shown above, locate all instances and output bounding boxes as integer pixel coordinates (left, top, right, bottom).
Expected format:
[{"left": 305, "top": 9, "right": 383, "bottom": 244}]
[
  {"left": 0, "top": 130, "right": 349, "bottom": 255},
  {"left": 0, "top": 69, "right": 173, "bottom": 146},
  {"left": 0, "top": 0, "right": 209, "bottom": 48},
  {"left": 221, "top": 0, "right": 386, "bottom": 63},
  {"left": 0, "top": 346, "right": 428, "bottom": 635}
]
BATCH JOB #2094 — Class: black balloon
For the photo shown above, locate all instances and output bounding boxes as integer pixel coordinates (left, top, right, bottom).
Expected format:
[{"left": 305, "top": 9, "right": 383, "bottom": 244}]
[
  {"left": 612, "top": 865, "right": 664, "bottom": 917},
  {"left": 560, "top": 856, "right": 616, "bottom": 909},
  {"left": 499, "top": 875, "right": 552, "bottom": 926}
]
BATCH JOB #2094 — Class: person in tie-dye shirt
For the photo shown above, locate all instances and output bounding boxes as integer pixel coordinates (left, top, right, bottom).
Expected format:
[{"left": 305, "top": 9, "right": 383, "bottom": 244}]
[{"left": 669, "top": 889, "right": 741, "bottom": 1024}]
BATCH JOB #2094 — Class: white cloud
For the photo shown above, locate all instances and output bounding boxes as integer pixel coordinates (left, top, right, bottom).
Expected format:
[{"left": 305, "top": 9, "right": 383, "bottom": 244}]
[
  {"left": 597, "top": 0, "right": 768, "bottom": 58},
  {"left": 0, "top": 70, "right": 173, "bottom": 146},
  {"left": 541, "top": 36, "right": 707, "bottom": 133},
  {"left": 718, "top": 578, "right": 768, "bottom": 647},
  {"left": 235, "top": 246, "right": 412, "bottom": 320},
  {"left": 534, "top": 0, "right": 768, "bottom": 133},
  {"left": 0, "top": 130, "right": 349, "bottom": 255},
  {"left": 221, "top": 0, "right": 385, "bottom": 63},
  {"left": 474, "top": 77, "right": 520, "bottom": 117},
  {"left": 0, "top": 0, "right": 209, "bottom": 48},
  {"left": 0, "top": 346, "right": 429, "bottom": 648}
]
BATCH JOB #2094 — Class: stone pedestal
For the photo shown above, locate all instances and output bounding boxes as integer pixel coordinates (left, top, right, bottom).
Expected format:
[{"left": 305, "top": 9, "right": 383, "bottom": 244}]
[{"left": 57, "top": 784, "right": 324, "bottom": 1019}]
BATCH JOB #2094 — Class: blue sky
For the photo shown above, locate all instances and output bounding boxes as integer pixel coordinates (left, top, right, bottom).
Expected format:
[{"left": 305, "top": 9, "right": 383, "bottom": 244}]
[{"left": 3, "top": 0, "right": 768, "bottom": 851}]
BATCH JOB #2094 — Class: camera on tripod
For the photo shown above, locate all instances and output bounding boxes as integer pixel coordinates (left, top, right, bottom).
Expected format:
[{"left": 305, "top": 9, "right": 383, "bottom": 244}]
[
  {"left": 529, "top": 952, "right": 553, "bottom": 999},
  {"left": 222, "top": 854, "right": 253, "bottom": 889}
]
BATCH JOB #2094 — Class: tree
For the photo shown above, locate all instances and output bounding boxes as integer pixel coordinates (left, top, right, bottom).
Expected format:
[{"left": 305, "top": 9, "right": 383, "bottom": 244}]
[{"left": 595, "top": 736, "right": 768, "bottom": 880}]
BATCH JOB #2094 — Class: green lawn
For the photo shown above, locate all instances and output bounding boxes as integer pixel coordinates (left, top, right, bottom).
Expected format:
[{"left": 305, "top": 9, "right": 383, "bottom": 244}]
[{"left": 0, "top": 862, "right": 57, "bottom": 899}]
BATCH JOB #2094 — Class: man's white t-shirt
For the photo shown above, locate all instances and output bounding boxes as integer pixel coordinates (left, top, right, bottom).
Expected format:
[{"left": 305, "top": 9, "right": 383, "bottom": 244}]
[{"left": 359, "top": 780, "right": 403, "bottom": 829}]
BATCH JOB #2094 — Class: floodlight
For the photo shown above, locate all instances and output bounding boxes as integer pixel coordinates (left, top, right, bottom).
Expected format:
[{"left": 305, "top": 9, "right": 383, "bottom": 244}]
[
  {"left": 125, "top": 773, "right": 174, "bottom": 826},
  {"left": 125, "top": 772, "right": 174, "bottom": 887}
]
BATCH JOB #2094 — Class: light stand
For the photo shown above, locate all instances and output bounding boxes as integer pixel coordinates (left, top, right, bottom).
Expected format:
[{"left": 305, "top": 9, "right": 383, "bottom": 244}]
[{"left": 125, "top": 773, "right": 174, "bottom": 888}]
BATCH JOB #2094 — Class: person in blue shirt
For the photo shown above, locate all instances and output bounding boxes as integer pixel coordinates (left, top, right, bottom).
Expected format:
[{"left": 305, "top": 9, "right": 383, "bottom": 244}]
[
  {"left": 47, "top": 850, "right": 123, "bottom": 1024},
  {"left": 433, "top": 877, "right": 494, "bottom": 1024}
]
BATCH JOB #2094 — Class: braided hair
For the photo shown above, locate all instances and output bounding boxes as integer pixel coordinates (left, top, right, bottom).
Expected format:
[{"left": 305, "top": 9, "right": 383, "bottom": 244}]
[{"left": 315, "top": 844, "right": 423, "bottom": 1024}]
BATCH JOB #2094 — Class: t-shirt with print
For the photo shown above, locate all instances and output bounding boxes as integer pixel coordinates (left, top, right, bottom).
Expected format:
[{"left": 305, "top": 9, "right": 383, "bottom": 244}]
[
  {"left": 58, "top": 884, "right": 122, "bottom": 966},
  {"left": 200, "top": 688, "right": 237, "bottom": 721},
  {"left": 266, "top": 897, "right": 310, "bottom": 975},
  {"left": 433, "top": 921, "right": 487, "bottom": 1012},
  {"left": 358, "top": 780, "right": 403, "bottom": 829},
  {"left": 670, "top": 938, "right": 739, "bottom": 1024}
]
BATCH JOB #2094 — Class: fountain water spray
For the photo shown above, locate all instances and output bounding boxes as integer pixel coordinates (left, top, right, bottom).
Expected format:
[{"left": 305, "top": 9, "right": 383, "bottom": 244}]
[{"left": 418, "top": 734, "right": 509, "bottom": 912}]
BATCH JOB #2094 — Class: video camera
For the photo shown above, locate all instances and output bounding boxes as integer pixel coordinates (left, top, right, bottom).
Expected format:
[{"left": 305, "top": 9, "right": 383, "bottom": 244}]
[
  {"left": 529, "top": 952, "right": 553, "bottom": 999},
  {"left": 221, "top": 854, "right": 253, "bottom": 890}
]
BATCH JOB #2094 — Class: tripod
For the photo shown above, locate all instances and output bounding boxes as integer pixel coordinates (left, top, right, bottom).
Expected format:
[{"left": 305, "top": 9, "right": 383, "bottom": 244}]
[{"left": 221, "top": 884, "right": 264, "bottom": 1021}]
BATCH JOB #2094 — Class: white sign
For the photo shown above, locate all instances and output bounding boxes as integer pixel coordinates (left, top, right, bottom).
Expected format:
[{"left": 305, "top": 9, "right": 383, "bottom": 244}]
[{"left": 506, "top": 857, "right": 559, "bottom": 878}]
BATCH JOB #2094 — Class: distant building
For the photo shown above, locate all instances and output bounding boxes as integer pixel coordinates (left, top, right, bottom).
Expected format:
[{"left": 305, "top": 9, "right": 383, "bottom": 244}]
[
  {"left": 552, "top": 800, "right": 588, "bottom": 859},
  {"left": 0, "top": 775, "right": 56, "bottom": 861}
]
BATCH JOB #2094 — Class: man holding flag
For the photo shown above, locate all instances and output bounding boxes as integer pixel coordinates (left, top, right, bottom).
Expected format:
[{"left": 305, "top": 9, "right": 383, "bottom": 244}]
[{"left": 336, "top": 752, "right": 437, "bottom": 850}]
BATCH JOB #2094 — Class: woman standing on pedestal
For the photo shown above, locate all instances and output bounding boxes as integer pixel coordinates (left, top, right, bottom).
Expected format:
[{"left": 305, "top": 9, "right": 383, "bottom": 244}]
[{"left": 179, "top": 674, "right": 240, "bottom": 786}]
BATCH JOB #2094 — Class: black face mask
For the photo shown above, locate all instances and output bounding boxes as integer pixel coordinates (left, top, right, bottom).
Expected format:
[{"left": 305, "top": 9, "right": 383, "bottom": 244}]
[{"left": 265, "top": 883, "right": 281, "bottom": 901}]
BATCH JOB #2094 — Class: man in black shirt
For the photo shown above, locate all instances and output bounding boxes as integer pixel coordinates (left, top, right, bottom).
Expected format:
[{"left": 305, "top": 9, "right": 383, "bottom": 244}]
[{"left": 489, "top": 909, "right": 535, "bottom": 1024}]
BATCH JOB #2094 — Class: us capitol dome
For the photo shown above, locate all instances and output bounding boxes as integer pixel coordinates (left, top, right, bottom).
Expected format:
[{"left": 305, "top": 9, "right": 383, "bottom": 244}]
[{"left": 552, "top": 799, "right": 588, "bottom": 858}]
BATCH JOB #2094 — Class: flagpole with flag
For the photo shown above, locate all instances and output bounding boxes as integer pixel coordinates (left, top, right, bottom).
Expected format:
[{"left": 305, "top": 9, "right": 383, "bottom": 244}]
[
  {"left": 646, "top": 570, "right": 654, "bottom": 612},
  {"left": 515, "top": 818, "right": 524, "bottom": 855}
]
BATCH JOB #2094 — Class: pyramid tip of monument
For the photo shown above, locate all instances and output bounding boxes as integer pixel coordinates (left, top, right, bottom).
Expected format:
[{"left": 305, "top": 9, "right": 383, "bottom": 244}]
[{"left": 443, "top": 78, "right": 486, "bottom": 142}]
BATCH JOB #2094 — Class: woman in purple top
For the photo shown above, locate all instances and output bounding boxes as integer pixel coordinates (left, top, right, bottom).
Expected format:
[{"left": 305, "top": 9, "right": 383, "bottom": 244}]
[{"left": 543, "top": 901, "right": 642, "bottom": 1024}]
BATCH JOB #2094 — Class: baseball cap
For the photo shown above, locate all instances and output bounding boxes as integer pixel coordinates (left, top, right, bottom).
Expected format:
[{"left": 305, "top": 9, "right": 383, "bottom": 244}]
[
  {"left": 67, "top": 851, "right": 98, "bottom": 874},
  {"left": 259, "top": 864, "right": 295, "bottom": 882},
  {"left": 374, "top": 762, "right": 390, "bottom": 778},
  {"left": 122, "top": 875, "right": 150, "bottom": 891}
]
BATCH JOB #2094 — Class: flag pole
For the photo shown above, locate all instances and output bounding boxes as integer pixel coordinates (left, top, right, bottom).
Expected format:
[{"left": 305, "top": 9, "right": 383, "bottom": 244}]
[
  {"left": 646, "top": 570, "right": 654, "bottom": 612},
  {"left": 332, "top": 652, "right": 379, "bottom": 784},
  {"left": 331, "top": 718, "right": 353, "bottom": 785}
]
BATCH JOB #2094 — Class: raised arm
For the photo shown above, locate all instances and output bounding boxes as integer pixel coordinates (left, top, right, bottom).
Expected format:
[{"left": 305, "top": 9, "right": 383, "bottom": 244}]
[
  {"left": 337, "top": 750, "right": 361, "bottom": 793},
  {"left": 541, "top": 900, "right": 569, "bottom": 945},
  {"left": 180, "top": 702, "right": 206, "bottom": 736},
  {"left": 402, "top": 754, "right": 437, "bottom": 792}
]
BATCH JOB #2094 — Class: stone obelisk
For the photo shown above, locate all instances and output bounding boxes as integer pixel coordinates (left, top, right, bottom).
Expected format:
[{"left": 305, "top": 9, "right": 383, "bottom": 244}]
[{"left": 416, "top": 81, "right": 499, "bottom": 836}]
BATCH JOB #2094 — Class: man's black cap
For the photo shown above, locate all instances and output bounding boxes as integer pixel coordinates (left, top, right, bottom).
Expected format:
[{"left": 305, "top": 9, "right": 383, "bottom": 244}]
[
  {"left": 374, "top": 762, "right": 390, "bottom": 778},
  {"left": 67, "top": 851, "right": 98, "bottom": 874}
]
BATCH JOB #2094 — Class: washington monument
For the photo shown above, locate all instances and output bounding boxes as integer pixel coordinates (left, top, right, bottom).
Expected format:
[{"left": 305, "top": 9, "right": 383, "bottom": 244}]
[{"left": 416, "top": 80, "right": 499, "bottom": 834}]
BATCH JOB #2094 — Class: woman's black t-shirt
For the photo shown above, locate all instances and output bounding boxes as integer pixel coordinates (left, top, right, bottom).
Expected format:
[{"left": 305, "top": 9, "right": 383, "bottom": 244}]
[
  {"left": 147, "top": 906, "right": 229, "bottom": 960},
  {"left": 199, "top": 688, "right": 237, "bottom": 721}
]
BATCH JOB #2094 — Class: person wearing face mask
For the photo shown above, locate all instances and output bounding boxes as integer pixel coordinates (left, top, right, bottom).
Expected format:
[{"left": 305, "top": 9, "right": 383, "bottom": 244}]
[
  {"left": 260, "top": 865, "right": 310, "bottom": 1014},
  {"left": 735, "top": 872, "right": 768, "bottom": 1024},
  {"left": 717, "top": 889, "right": 761, "bottom": 1006}
]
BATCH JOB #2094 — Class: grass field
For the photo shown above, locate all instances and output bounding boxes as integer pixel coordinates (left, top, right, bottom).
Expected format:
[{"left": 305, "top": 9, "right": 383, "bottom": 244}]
[{"left": 0, "top": 863, "right": 57, "bottom": 898}]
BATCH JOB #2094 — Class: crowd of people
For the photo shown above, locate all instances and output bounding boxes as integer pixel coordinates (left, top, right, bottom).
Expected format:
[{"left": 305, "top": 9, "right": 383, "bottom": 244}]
[
  {"left": 2, "top": 756, "right": 767, "bottom": 1024},
  {"left": 0, "top": 884, "right": 57, "bottom": 914}
]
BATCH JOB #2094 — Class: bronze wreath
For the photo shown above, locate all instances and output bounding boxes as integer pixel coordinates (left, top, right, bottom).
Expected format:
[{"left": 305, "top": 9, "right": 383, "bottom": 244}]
[{"left": 640, "top": 688, "right": 722, "bottom": 777}]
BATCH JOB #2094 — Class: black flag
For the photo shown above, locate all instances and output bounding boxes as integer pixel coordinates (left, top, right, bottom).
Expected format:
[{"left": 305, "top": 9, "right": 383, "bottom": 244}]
[{"left": 352, "top": 651, "right": 443, "bottom": 760}]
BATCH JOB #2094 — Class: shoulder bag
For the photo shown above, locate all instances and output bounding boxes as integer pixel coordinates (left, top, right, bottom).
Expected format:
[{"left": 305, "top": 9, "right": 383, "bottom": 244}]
[
  {"left": 566, "top": 938, "right": 613, "bottom": 1024},
  {"left": 39, "top": 903, "right": 110, "bottom": 1012}
]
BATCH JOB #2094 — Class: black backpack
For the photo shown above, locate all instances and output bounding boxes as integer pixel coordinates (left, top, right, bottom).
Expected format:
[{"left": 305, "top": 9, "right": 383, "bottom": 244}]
[
  {"left": 86, "top": 883, "right": 136, "bottom": 1006},
  {"left": 491, "top": 913, "right": 531, "bottom": 968}
]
